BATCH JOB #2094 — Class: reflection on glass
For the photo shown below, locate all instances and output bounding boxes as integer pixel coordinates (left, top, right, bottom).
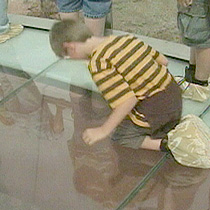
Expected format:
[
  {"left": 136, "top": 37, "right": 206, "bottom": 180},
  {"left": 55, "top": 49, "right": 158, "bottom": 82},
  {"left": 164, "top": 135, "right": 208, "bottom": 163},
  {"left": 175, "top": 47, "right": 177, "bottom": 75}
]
[
  {"left": 125, "top": 157, "right": 210, "bottom": 210},
  {"left": 0, "top": 65, "right": 33, "bottom": 102},
  {"left": 68, "top": 86, "right": 166, "bottom": 209},
  {"left": 0, "top": 71, "right": 166, "bottom": 209}
]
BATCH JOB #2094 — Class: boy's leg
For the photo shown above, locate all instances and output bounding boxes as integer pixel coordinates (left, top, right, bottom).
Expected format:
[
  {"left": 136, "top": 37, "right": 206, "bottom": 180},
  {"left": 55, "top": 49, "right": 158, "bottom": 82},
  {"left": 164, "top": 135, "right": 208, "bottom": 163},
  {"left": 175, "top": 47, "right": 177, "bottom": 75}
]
[
  {"left": 190, "top": 47, "right": 196, "bottom": 65},
  {"left": 111, "top": 118, "right": 170, "bottom": 152},
  {"left": 140, "top": 136, "right": 162, "bottom": 151}
]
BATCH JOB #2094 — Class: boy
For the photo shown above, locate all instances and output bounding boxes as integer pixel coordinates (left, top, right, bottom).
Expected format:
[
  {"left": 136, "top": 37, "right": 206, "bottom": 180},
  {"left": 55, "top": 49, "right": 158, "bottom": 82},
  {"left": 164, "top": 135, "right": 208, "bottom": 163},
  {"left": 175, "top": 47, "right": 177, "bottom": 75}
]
[
  {"left": 176, "top": 0, "right": 210, "bottom": 101},
  {"left": 49, "top": 20, "right": 182, "bottom": 151}
]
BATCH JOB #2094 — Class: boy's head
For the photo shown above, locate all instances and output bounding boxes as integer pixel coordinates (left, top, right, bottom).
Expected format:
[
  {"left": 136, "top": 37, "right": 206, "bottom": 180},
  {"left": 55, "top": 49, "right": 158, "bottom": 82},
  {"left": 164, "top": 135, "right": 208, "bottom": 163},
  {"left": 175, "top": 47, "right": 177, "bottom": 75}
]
[{"left": 49, "top": 20, "right": 92, "bottom": 58}]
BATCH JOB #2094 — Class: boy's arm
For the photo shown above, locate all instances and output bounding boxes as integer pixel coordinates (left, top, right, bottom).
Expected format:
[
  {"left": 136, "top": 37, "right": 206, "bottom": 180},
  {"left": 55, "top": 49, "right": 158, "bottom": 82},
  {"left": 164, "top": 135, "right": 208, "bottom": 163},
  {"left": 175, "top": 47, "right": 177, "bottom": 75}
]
[
  {"left": 155, "top": 53, "right": 168, "bottom": 66},
  {"left": 146, "top": 44, "right": 168, "bottom": 66},
  {"left": 83, "top": 95, "right": 138, "bottom": 145}
]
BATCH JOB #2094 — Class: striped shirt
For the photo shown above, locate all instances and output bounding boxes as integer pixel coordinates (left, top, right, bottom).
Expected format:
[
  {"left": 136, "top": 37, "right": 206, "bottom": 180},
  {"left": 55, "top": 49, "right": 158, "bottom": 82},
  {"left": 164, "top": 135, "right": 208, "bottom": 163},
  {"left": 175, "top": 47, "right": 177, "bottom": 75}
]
[{"left": 88, "top": 35, "right": 172, "bottom": 128}]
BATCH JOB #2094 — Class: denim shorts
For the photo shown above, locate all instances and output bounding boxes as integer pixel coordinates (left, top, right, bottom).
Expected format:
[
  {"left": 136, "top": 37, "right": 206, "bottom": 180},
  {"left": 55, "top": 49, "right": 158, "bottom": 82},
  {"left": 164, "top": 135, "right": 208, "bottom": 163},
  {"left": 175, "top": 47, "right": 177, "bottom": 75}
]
[
  {"left": 177, "top": 0, "right": 210, "bottom": 48},
  {"left": 57, "top": 0, "right": 112, "bottom": 18}
]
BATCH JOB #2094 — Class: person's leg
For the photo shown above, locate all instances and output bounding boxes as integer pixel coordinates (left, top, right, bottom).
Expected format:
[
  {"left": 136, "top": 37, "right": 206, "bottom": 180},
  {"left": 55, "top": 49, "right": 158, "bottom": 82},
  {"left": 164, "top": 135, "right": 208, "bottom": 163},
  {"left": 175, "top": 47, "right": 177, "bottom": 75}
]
[
  {"left": 84, "top": 17, "right": 106, "bottom": 37},
  {"left": 194, "top": 47, "right": 210, "bottom": 84},
  {"left": 57, "top": 0, "right": 81, "bottom": 21},
  {"left": 59, "top": 11, "right": 80, "bottom": 21},
  {"left": 83, "top": 0, "right": 112, "bottom": 36},
  {"left": 0, "top": 0, "right": 9, "bottom": 34},
  {"left": 190, "top": 47, "right": 196, "bottom": 65}
]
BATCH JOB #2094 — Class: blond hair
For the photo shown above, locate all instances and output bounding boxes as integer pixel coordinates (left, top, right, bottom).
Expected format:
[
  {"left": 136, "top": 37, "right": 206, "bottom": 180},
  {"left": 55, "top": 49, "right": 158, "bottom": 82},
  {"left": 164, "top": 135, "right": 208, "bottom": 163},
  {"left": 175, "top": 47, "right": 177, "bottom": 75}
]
[{"left": 49, "top": 20, "right": 92, "bottom": 57}]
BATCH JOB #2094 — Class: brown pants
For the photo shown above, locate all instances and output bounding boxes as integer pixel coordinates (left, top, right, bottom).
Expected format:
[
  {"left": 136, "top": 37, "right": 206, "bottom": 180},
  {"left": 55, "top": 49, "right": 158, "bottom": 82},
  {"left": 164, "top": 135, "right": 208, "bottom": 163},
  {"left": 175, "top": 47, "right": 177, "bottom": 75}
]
[{"left": 111, "top": 79, "right": 182, "bottom": 149}]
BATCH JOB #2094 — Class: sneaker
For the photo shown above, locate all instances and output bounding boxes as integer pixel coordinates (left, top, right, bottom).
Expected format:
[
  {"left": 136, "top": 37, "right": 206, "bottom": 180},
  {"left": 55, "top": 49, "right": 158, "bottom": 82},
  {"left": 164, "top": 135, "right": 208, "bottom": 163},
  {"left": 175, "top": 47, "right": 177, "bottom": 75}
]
[
  {"left": 175, "top": 76, "right": 210, "bottom": 102},
  {"left": 0, "top": 24, "right": 23, "bottom": 44}
]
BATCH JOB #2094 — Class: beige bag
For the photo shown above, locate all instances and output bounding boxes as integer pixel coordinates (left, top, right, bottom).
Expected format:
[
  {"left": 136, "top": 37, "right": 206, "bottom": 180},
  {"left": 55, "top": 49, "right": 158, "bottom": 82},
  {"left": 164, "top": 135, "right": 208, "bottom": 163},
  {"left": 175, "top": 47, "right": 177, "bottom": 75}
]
[
  {"left": 0, "top": 24, "right": 23, "bottom": 44},
  {"left": 175, "top": 76, "right": 210, "bottom": 102},
  {"left": 168, "top": 114, "right": 210, "bottom": 168}
]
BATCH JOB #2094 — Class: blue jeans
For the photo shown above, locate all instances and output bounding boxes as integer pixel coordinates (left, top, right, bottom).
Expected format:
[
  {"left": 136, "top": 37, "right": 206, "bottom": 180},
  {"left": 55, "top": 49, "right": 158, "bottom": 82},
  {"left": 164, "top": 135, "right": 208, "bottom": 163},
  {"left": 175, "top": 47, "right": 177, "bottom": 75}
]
[
  {"left": 57, "top": 0, "right": 112, "bottom": 18},
  {"left": 0, "top": 0, "right": 9, "bottom": 34}
]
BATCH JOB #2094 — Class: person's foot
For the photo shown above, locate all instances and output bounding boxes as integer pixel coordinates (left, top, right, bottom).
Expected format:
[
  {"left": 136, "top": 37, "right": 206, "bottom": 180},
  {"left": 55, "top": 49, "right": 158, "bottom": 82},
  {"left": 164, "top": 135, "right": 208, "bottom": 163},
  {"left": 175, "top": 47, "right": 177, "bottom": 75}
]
[
  {"left": 184, "top": 65, "right": 208, "bottom": 86},
  {"left": 0, "top": 23, "right": 9, "bottom": 35},
  {"left": 0, "top": 24, "right": 24, "bottom": 44},
  {"left": 185, "top": 65, "right": 195, "bottom": 83},
  {"left": 175, "top": 76, "right": 210, "bottom": 102}
]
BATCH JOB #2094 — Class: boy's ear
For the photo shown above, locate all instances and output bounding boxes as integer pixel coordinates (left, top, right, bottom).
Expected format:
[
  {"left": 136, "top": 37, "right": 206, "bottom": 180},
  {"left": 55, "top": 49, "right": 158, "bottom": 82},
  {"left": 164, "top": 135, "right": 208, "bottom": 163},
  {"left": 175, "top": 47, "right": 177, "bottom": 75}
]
[{"left": 63, "top": 42, "right": 75, "bottom": 51}]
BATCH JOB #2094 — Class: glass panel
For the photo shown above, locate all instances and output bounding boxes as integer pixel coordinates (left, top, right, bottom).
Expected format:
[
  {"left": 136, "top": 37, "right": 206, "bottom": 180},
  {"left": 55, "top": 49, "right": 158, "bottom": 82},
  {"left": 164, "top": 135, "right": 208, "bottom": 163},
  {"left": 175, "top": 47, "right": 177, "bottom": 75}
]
[
  {"left": 1, "top": 22, "right": 209, "bottom": 209},
  {"left": 124, "top": 157, "right": 210, "bottom": 210},
  {"left": 0, "top": 27, "right": 58, "bottom": 101},
  {"left": 0, "top": 69, "right": 166, "bottom": 209},
  {"left": 0, "top": 27, "right": 58, "bottom": 71}
]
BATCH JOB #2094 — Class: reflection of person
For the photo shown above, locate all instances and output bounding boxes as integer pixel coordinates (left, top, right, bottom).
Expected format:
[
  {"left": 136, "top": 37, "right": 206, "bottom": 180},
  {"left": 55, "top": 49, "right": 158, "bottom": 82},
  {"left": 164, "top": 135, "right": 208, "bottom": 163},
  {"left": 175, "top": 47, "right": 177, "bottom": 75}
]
[
  {"left": 176, "top": 0, "right": 210, "bottom": 101},
  {"left": 49, "top": 20, "right": 182, "bottom": 152},
  {"left": 57, "top": 0, "right": 112, "bottom": 36},
  {"left": 68, "top": 89, "right": 161, "bottom": 208},
  {"left": 0, "top": 65, "right": 65, "bottom": 134}
]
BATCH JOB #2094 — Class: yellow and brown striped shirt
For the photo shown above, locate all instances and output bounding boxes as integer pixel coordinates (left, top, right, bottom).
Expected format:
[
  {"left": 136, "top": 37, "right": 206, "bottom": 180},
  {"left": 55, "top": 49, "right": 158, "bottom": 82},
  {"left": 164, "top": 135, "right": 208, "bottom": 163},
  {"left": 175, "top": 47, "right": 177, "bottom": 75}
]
[{"left": 88, "top": 35, "right": 172, "bottom": 128}]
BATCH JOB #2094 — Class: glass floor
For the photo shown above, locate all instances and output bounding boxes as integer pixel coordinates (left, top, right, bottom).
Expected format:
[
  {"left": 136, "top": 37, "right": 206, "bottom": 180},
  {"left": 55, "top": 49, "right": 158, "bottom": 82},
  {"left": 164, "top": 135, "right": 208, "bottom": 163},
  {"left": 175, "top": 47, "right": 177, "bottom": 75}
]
[{"left": 0, "top": 27, "right": 210, "bottom": 210}]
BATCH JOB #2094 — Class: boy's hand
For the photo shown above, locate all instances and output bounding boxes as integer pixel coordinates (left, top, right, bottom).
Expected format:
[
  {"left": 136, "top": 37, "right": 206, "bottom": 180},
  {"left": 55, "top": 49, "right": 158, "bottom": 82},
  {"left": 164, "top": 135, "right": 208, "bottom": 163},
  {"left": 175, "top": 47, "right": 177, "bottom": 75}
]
[
  {"left": 177, "top": 0, "right": 193, "bottom": 7},
  {"left": 83, "top": 96, "right": 138, "bottom": 146},
  {"left": 83, "top": 127, "right": 109, "bottom": 145}
]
